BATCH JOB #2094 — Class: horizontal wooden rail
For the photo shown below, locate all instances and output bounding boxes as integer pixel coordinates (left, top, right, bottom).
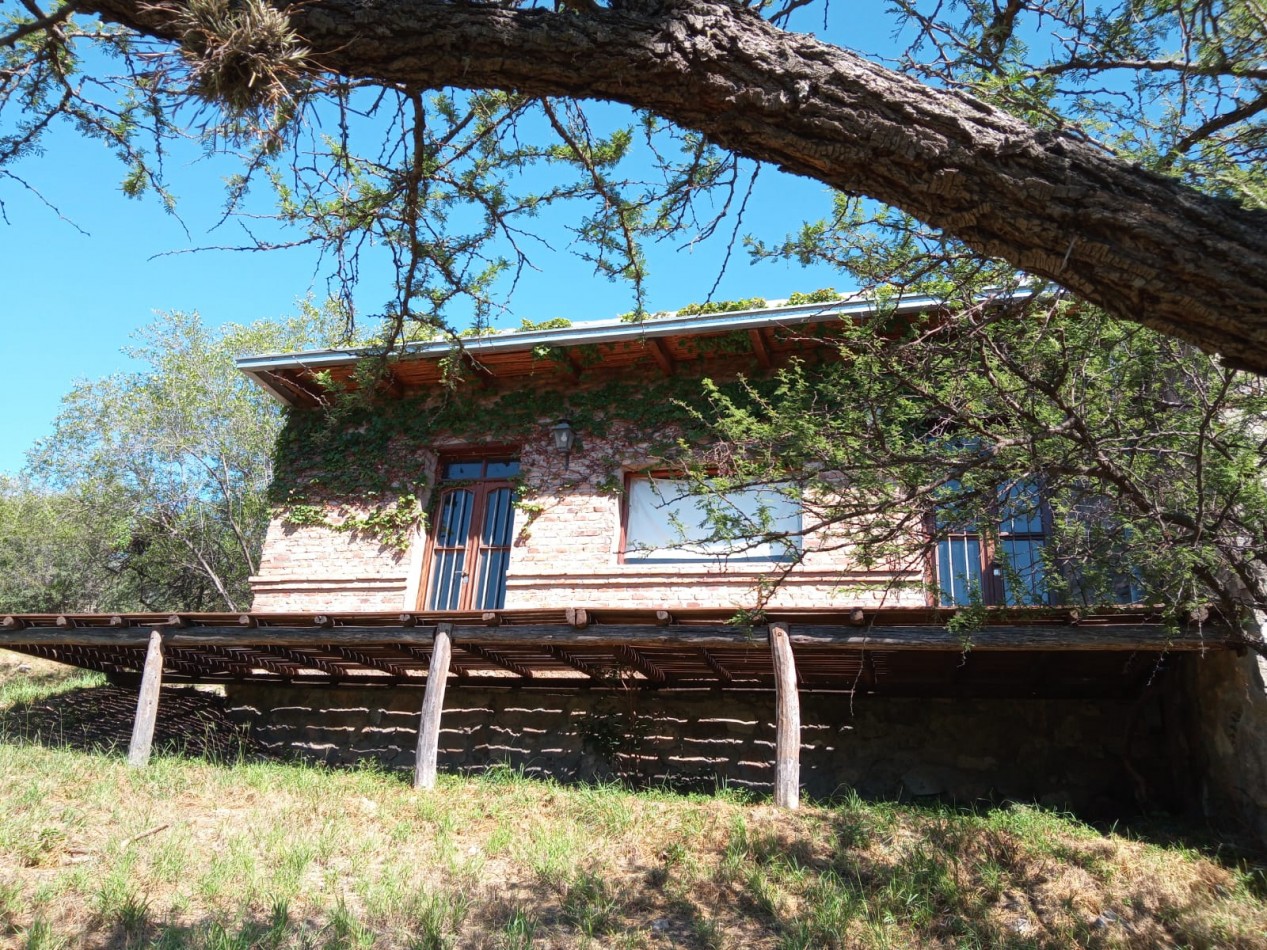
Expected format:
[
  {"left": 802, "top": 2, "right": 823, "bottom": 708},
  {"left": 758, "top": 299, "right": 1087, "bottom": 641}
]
[{"left": 0, "top": 622, "right": 1231, "bottom": 651}]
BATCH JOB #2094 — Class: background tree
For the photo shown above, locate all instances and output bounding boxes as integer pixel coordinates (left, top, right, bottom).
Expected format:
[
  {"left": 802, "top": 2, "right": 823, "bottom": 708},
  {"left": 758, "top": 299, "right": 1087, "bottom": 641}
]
[
  {"left": 1, "top": 0, "right": 1266, "bottom": 369},
  {"left": 1, "top": 306, "right": 344, "bottom": 612}
]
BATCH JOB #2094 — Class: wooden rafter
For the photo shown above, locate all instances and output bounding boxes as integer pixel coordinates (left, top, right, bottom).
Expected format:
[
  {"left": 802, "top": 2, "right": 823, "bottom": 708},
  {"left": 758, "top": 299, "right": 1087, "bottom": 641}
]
[
  {"left": 333, "top": 647, "right": 413, "bottom": 678},
  {"left": 258, "top": 646, "right": 350, "bottom": 680},
  {"left": 698, "top": 648, "right": 733, "bottom": 685},
  {"left": 459, "top": 643, "right": 534, "bottom": 679},
  {"left": 649, "top": 338, "right": 675, "bottom": 376},
  {"left": 749, "top": 328, "right": 773, "bottom": 369},
  {"left": 214, "top": 646, "right": 307, "bottom": 677},
  {"left": 547, "top": 646, "right": 608, "bottom": 680},
  {"left": 617, "top": 646, "right": 666, "bottom": 683}
]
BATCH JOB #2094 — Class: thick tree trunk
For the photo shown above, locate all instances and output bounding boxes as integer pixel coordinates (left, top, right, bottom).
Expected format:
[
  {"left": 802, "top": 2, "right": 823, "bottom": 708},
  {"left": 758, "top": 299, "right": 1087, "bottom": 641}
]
[{"left": 86, "top": 0, "right": 1267, "bottom": 372}]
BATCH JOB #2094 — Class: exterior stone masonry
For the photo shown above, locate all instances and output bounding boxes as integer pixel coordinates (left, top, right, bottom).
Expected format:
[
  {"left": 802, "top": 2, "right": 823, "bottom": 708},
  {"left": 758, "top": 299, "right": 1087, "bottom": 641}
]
[{"left": 225, "top": 681, "right": 1180, "bottom": 814}]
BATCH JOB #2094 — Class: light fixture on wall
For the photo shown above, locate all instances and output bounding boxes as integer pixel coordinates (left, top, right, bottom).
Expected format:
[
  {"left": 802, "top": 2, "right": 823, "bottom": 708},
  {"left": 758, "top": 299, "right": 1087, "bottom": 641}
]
[{"left": 550, "top": 418, "right": 577, "bottom": 469}]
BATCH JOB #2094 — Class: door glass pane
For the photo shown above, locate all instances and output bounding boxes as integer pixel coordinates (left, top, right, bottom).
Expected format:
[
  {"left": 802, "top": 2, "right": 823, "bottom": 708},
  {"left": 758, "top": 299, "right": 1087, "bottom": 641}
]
[
  {"left": 427, "top": 489, "right": 474, "bottom": 609},
  {"left": 473, "top": 487, "right": 515, "bottom": 609}
]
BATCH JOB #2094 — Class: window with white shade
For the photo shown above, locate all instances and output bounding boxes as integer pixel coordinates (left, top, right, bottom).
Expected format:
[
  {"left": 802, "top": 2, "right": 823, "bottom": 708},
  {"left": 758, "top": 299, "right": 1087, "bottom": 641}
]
[{"left": 623, "top": 475, "right": 801, "bottom": 563}]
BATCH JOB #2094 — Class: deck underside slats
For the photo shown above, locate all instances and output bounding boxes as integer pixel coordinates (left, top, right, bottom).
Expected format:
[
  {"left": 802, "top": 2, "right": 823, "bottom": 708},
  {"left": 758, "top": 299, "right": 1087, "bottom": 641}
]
[{"left": 1, "top": 607, "right": 1236, "bottom": 697}]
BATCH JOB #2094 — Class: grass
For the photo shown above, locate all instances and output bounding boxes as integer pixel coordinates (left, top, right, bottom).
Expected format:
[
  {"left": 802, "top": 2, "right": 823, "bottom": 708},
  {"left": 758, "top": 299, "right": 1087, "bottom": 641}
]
[{"left": 2, "top": 652, "right": 1266, "bottom": 948}]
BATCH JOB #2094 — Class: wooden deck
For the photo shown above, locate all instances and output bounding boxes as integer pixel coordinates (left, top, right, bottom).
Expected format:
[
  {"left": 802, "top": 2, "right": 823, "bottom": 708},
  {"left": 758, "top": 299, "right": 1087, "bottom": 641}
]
[
  {"left": 2, "top": 606, "right": 1234, "bottom": 805},
  {"left": 0, "top": 605, "right": 1233, "bottom": 692}
]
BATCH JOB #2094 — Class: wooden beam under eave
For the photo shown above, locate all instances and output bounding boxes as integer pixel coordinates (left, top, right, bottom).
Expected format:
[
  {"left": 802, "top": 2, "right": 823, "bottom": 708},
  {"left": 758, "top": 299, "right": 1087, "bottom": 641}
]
[
  {"left": 414, "top": 623, "right": 453, "bottom": 789},
  {"left": 266, "top": 370, "right": 326, "bottom": 408},
  {"left": 649, "top": 338, "right": 676, "bottom": 376},
  {"left": 462, "top": 353, "right": 496, "bottom": 389},
  {"left": 377, "top": 366, "right": 405, "bottom": 400},
  {"left": 749, "top": 328, "right": 773, "bottom": 370},
  {"left": 769, "top": 622, "right": 801, "bottom": 809},
  {"left": 127, "top": 630, "right": 165, "bottom": 768}
]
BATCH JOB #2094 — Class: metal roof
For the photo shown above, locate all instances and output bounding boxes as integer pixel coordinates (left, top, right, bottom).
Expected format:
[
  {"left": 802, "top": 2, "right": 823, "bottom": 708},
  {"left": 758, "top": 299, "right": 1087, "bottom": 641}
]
[{"left": 234, "top": 293, "right": 959, "bottom": 395}]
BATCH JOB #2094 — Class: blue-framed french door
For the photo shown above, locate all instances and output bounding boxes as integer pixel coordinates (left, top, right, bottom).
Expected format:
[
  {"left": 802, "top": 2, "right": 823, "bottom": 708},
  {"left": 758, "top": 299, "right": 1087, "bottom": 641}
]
[{"left": 423, "top": 457, "right": 519, "bottom": 611}]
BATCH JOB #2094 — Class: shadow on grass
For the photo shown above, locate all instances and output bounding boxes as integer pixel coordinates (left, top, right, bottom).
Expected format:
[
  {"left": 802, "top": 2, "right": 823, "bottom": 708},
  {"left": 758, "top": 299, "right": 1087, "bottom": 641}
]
[
  {"left": 0, "top": 683, "right": 269, "bottom": 764},
  {"left": 714, "top": 799, "right": 1267, "bottom": 950}
]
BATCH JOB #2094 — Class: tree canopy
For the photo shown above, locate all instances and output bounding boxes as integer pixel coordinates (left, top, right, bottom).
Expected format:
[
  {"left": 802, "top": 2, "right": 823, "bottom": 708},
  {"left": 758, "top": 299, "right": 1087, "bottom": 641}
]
[
  {"left": 3, "top": 0, "right": 1267, "bottom": 368},
  {"left": 0, "top": 308, "right": 342, "bottom": 612}
]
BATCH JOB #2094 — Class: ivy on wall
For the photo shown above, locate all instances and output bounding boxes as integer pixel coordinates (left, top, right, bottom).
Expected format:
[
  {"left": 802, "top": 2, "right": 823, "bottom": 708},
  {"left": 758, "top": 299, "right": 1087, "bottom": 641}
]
[
  {"left": 267, "top": 292, "right": 850, "bottom": 547},
  {"left": 268, "top": 368, "right": 783, "bottom": 547}
]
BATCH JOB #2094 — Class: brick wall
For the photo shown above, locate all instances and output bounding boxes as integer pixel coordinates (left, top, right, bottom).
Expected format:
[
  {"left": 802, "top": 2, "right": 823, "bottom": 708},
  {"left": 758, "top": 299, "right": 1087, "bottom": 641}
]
[{"left": 250, "top": 399, "right": 926, "bottom": 613}]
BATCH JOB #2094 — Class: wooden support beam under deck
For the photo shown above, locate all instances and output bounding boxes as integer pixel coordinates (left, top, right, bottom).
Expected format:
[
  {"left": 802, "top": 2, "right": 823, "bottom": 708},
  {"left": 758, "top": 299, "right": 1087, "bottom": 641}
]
[
  {"left": 128, "top": 630, "right": 165, "bottom": 768},
  {"left": 769, "top": 622, "right": 801, "bottom": 809},
  {"left": 414, "top": 623, "right": 453, "bottom": 790},
  {"left": 0, "top": 621, "right": 1228, "bottom": 651},
  {"left": 618, "top": 646, "right": 666, "bottom": 684}
]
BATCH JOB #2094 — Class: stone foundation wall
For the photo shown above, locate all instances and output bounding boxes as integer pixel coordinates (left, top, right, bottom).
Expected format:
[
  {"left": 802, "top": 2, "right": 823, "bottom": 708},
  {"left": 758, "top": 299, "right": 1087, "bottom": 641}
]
[
  {"left": 1182, "top": 648, "right": 1267, "bottom": 845},
  {"left": 225, "top": 683, "right": 1178, "bottom": 813}
]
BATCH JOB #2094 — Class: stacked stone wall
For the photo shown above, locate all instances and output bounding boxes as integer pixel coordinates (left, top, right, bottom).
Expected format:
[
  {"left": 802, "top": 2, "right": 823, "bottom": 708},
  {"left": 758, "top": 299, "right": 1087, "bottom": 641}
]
[{"left": 226, "top": 682, "right": 1176, "bottom": 814}]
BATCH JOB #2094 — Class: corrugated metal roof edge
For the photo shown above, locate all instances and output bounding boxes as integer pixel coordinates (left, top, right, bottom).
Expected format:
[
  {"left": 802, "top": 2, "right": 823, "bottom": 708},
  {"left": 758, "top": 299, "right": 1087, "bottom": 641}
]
[
  {"left": 236, "top": 289, "right": 1034, "bottom": 404},
  {"left": 239, "top": 291, "right": 1033, "bottom": 372}
]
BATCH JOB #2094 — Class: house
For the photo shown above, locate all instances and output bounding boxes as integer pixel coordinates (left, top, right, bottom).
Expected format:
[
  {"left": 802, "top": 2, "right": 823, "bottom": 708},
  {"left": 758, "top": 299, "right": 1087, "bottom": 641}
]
[
  {"left": 3, "top": 295, "right": 1262, "bottom": 840},
  {"left": 225, "top": 295, "right": 1232, "bottom": 813}
]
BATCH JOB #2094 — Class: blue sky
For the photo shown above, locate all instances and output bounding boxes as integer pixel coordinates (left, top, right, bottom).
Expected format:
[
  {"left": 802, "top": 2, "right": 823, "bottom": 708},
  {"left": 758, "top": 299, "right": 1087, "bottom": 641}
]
[{"left": 0, "top": 8, "right": 899, "bottom": 475}]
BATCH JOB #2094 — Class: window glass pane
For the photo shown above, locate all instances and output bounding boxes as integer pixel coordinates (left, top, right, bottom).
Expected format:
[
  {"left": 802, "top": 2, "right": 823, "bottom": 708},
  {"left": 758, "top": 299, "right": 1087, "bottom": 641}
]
[
  {"left": 442, "top": 461, "right": 484, "bottom": 480},
  {"left": 999, "top": 480, "right": 1043, "bottom": 535},
  {"left": 998, "top": 538, "right": 1046, "bottom": 606},
  {"left": 937, "top": 536, "right": 981, "bottom": 606},
  {"left": 484, "top": 460, "right": 520, "bottom": 479},
  {"left": 934, "top": 479, "right": 978, "bottom": 532},
  {"left": 625, "top": 477, "right": 800, "bottom": 561}
]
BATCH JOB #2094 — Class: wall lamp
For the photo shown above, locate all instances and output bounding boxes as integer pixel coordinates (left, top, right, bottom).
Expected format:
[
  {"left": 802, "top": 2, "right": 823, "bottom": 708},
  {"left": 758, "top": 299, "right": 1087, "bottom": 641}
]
[{"left": 550, "top": 419, "right": 578, "bottom": 468}]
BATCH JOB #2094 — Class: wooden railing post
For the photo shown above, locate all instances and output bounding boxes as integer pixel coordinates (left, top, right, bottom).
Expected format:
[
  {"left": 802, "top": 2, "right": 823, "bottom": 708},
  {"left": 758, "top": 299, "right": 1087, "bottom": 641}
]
[
  {"left": 769, "top": 622, "right": 801, "bottom": 809},
  {"left": 414, "top": 623, "right": 453, "bottom": 789},
  {"left": 128, "top": 629, "right": 165, "bottom": 768}
]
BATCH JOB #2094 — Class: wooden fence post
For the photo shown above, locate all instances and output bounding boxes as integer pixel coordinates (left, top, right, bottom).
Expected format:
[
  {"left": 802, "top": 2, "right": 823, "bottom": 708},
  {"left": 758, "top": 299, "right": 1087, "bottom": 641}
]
[
  {"left": 128, "top": 629, "right": 165, "bottom": 768},
  {"left": 769, "top": 622, "right": 801, "bottom": 809},
  {"left": 414, "top": 623, "right": 453, "bottom": 789}
]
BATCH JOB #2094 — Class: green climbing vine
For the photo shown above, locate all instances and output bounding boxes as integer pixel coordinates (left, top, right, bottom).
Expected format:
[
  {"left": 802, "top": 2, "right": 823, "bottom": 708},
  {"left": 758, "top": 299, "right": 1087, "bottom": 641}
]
[
  {"left": 269, "top": 370, "right": 783, "bottom": 546},
  {"left": 268, "top": 289, "right": 852, "bottom": 547}
]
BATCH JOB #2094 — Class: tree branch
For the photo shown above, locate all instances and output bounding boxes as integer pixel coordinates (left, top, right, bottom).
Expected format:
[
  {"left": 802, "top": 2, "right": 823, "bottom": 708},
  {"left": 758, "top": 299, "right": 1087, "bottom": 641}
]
[{"left": 55, "top": 0, "right": 1267, "bottom": 373}]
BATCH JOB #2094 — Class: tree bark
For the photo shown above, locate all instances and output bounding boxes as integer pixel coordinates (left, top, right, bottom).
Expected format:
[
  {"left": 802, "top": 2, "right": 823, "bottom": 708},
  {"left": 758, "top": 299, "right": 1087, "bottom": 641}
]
[{"left": 83, "top": 0, "right": 1267, "bottom": 372}]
